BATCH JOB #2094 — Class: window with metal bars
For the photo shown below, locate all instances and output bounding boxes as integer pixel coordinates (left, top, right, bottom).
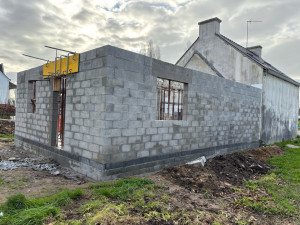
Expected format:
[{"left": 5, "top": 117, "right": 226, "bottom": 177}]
[
  {"left": 156, "top": 78, "right": 184, "bottom": 120},
  {"left": 28, "top": 81, "right": 36, "bottom": 113}
]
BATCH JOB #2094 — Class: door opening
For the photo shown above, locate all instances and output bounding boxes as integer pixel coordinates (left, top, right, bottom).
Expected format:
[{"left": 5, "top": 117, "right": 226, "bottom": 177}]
[{"left": 57, "top": 77, "right": 66, "bottom": 148}]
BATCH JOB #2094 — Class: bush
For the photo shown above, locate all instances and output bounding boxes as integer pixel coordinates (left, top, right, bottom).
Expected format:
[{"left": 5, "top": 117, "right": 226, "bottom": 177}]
[{"left": 0, "top": 104, "right": 15, "bottom": 119}]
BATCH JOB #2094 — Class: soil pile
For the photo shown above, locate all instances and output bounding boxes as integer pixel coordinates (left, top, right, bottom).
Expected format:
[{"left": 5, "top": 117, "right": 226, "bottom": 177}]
[
  {"left": 159, "top": 151, "right": 273, "bottom": 196},
  {"left": 245, "top": 145, "right": 285, "bottom": 161},
  {"left": 0, "top": 119, "right": 15, "bottom": 134}
]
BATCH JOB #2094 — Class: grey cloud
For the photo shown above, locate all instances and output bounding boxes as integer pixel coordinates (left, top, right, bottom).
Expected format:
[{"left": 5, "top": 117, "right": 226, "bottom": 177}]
[
  {"left": 1, "top": 0, "right": 299, "bottom": 80},
  {"left": 72, "top": 8, "right": 94, "bottom": 22}
]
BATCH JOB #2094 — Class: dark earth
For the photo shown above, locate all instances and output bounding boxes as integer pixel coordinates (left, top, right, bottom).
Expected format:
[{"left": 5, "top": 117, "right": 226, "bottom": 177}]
[{"left": 158, "top": 148, "right": 281, "bottom": 196}]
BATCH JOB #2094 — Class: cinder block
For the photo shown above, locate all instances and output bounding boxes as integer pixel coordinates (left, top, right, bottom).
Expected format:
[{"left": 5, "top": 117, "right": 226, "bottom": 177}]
[
  {"left": 122, "top": 128, "right": 137, "bottom": 137},
  {"left": 112, "top": 137, "right": 127, "bottom": 145},
  {"left": 79, "top": 141, "right": 89, "bottom": 149},
  {"left": 146, "top": 128, "right": 157, "bottom": 135},
  {"left": 151, "top": 134, "right": 162, "bottom": 142},
  {"left": 137, "top": 150, "right": 149, "bottom": 158},
  {"left": 122, "top": 145, "right": 131, "bottom": 152},
  {"left": 88, "top": 143, "right": 100, "bottom": 153},
  {"left": 113, "top": 120, "right": 128, "bottom": 129}
]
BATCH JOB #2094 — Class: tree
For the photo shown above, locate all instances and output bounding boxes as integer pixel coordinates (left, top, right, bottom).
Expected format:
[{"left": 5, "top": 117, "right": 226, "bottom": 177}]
[{"left": 140, "top": 39, "right": 161, "bottom": 60}]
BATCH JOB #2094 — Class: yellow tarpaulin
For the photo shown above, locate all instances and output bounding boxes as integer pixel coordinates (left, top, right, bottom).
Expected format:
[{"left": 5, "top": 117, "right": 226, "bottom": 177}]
[{"left": 43, "top": 53, "right": 79, "bottom": 78}]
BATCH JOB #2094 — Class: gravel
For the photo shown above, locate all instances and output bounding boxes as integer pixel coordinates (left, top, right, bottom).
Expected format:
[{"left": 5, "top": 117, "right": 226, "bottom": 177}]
[{"left": 0, "top": 158, "right": 57, "bottom": 171}]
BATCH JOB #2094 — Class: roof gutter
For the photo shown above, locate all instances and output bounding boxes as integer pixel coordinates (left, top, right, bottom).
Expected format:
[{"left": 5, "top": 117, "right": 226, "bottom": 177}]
[{"left": 265, "top": 68, "right": 300, "bottom": 87}]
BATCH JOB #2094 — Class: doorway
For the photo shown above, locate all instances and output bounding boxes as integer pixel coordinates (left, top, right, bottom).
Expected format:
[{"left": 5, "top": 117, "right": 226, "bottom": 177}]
[{"left": 57, "top": 77, "right": 66, "bottom": 148}]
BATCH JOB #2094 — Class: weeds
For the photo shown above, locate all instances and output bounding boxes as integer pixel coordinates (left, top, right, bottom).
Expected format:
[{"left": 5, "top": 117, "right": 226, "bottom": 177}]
[
  {"left": 244, "top": 180, "right": 259, "bottom": 190},
  {"left": 0, "top": 133, "right": 14, "bottom": 141},
  {"left": 0, "top": 175, "right": 5, "bottom": 185}
]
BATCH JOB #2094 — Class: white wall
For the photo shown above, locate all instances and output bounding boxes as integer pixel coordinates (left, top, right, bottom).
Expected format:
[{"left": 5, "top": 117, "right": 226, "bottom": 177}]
[
  {"left": 177, "top": 36, "right": 264, "bottom": 85},
  {"left": 9, "top": 89, "right": 16, "bottom": 105},
  {"left": 185, "top": 54, "right": 218, "bottom": 76},
  {"left": 262, "top": 73, "right": 299, "bottom": 143},
  {"left": 0, "top": 72, "right": 9, "bottom": 104}
]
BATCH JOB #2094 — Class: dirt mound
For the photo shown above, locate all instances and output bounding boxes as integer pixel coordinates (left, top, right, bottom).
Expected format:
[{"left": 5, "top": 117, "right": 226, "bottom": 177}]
[
  {"left": 159, "top": 152, "right": 272, "bottom": 196},
  {"left": 245, "top": 145, "right": 285, "bottom": 161},
  {"left": 0, "top": 119, "right": 15, "bottom": 134}
]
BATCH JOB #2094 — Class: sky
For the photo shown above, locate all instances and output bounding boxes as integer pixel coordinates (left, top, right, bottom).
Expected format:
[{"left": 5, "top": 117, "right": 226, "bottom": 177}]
[{"left": 1, "top": 0, "right": 300, "bottom": 82}]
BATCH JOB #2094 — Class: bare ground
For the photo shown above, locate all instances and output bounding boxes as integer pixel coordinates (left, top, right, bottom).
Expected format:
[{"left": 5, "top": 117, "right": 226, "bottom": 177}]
[
  {"left": 0, "top": 140, "right": 91, "bottom": 204},
  {"left": 0, "top": 138, "right": 297, "bottom": 224}
]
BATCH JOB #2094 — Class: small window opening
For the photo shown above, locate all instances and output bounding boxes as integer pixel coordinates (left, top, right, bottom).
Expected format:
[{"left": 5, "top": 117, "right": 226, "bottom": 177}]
[
  {"left": 28, "top": 81, "right": 36, "bottom": 113},
  {"left": 157, "top": 78, "right": 184, "bottom": 120}
]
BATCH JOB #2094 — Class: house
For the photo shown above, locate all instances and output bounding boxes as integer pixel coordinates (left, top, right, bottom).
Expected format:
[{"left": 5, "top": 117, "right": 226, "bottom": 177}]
[
  {"left": 176, "top": 18, "right": 299, "bottom": 144},
  {"left": 0, "top": 64, "right": 17, "bottom": 106},
  {"left": 8, "top": 81, "right": 17, "bottom": 106},
  {"left": 15, "top": 45, "right": 261, "bottom": 180},
  {"left": 0, "top": 63, "right": 10, "bottom": 104}
]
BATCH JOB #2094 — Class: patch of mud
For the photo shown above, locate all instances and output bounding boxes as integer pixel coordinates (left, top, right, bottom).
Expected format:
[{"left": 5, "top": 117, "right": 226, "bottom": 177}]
[
  {"left": 0, "top": 119, "right": 14, "bottom": 134},
  {"left": 159, "top": 152, "right": 272, "bottom": 196}
]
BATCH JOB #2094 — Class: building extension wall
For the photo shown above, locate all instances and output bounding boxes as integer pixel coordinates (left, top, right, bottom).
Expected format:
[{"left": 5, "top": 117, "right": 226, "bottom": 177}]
[
  {"left": 262, "top": 73, "right": 299, "bottom": 143},
  {"left": 15, "top": 67, "right": 52, "bottom": 145},
  {"left": 15, "top": 45, "right": 262, "bottom": 181}
]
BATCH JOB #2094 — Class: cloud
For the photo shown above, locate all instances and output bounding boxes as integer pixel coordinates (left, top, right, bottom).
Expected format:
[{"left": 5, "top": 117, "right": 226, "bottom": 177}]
[{"left": 0, "top": 0, "right": 299, "bottom": 79}]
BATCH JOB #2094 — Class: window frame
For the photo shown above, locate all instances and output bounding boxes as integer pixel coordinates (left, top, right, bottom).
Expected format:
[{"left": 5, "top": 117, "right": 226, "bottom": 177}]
[{"left": 156, "top": 77, "right": 184, "bottom": 121}]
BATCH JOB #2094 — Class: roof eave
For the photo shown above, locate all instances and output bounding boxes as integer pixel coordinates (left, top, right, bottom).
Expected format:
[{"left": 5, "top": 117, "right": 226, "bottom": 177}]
[
  {"left": 265, "top": 68, "right": 300, "bottom": 87},
  {"left": 175, "top": 37, "right": 199, "bottom": 65}
]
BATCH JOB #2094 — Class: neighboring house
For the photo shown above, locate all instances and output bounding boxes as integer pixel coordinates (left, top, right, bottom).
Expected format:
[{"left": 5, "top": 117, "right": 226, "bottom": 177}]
[
  {"left": 9, "top": 81, "right": 17, "bottom": 106},
  {"left": 15, "top": 45, "right": 262, "bottom": 180},
  {"left": 0, "top": 63, "right": 10, "bottom": 104},
  {"left": 176, "top": 17, "right": 299, "bottom": 144}
]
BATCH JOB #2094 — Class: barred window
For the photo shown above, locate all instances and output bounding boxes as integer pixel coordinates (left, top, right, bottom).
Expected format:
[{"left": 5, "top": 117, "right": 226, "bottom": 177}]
[
  {"left": 28, "top": 80, "right": 36, "bottom": 113},
  {"left": 157, "top": 78, "right": 184, "bottom": 120}
]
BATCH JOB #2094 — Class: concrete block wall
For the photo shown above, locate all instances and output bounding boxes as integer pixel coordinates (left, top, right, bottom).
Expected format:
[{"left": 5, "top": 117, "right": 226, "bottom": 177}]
[
  {"left": 15, "top": 67, "right": 52, "bottom": 145},
  {"left": 63, "top": 47, "right": 114, "bottom": 163},
  {"left": 99, "top": 48, "right": 261, "bottom": 169},
  {"left": 15, "top": 45, "right": 262, "bottom": 180}
]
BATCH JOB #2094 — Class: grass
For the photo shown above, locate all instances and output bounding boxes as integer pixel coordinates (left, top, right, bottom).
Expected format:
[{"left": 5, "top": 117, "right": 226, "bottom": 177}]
[
  {"left": 0, "top": 189, "right": 84, "bottom": 225},
  {"left": 0, "top": 133, "right": 14, "bottom": 141},
  {"left": 89, "top": 177, "right": 154, "bottom": 201},
  {"left": 238, "top": 138, "right": 300, "bottom": 218}
]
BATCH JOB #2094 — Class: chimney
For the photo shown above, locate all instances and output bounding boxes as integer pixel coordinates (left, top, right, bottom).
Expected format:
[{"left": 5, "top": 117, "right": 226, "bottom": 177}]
[
  {"left": 198, "top": 17, "right": 222, "bottom": 40},
  {"left": 0, "top": 63, "right": 4, "bottom": 74},
  {"left": 247, "top": 45, "right": 262, "bottom": 58}
]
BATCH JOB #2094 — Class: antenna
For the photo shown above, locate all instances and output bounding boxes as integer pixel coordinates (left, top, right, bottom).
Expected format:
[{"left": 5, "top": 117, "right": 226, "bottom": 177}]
[{"left": 246, "top": 20, "right": 262, "bottom": 47}]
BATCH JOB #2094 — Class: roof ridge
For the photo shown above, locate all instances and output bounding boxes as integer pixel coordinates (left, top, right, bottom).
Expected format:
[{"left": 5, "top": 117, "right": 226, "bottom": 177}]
[{"left": 216, "top": 33, "right": 299, "bottom": 86}]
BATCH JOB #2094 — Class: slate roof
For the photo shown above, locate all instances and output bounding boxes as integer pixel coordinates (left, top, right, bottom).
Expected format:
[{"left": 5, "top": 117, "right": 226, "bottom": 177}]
[
  {"left": 216, "top": 34, "right": 299, "bottom": 86},
  {"left": 9, "top": 82, "right": 17, "bottom": 89},
  {"left": 0, "top": 64, "right": 11, "bottom": 81}
]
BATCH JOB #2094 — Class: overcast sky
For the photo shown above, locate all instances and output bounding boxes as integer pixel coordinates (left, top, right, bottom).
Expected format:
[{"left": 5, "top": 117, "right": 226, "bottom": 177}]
[{"left": 1, "top": 0, "right": 299, "bottom": 81}]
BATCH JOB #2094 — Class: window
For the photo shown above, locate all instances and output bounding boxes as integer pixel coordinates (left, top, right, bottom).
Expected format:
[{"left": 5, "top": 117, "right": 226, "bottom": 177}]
[
  {"left": 28, "top": 81, "right": 36, "bottom": 113},
  {"left": 157, "top": 78, "right": 184, "bottom": 120}
]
